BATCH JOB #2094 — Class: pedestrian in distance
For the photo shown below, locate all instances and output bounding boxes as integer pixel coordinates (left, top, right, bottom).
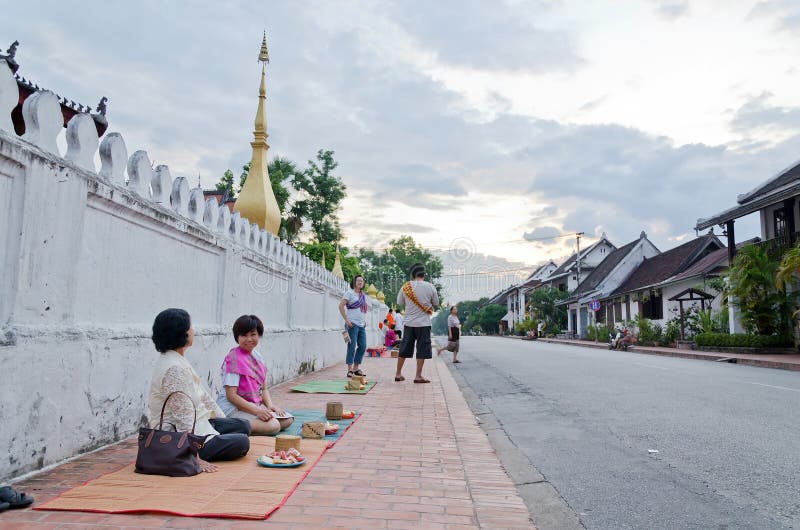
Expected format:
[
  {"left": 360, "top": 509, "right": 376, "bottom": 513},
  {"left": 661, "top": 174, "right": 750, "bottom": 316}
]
[
  {"left": 339, "top": 274, "right": 368, "bottom": 378},
  {"left": 436, "top": 305, "right": 461, "bottom": 363},
  {"left": 395, "top": 263, "right": 439, "bottom": 383}
]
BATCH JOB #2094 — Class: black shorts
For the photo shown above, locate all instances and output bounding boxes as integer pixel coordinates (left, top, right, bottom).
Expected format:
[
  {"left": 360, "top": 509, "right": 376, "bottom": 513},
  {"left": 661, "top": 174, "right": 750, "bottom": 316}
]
[{"left": 398, "top": 326, "right": 432, "bottom": 359}]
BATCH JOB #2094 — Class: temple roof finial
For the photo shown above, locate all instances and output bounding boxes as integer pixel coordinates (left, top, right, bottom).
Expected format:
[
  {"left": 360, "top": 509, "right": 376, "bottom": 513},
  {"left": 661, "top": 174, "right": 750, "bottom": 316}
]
[
  {"left": 233, "top": 32, "right": 281, "bottom": 235},
  {"left": 258, "top": 31, "right": 269, "bottom": 69}
]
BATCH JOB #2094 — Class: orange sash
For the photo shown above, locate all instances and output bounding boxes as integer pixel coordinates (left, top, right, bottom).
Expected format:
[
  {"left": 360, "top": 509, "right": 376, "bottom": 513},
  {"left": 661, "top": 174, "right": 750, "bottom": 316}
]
[{"left": 401, "top": 281, "right": 433, "bottom": 315}]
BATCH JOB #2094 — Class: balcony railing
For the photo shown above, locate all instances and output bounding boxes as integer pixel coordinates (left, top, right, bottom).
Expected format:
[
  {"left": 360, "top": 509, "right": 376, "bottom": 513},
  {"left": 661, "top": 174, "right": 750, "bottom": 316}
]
[{"left": 752, "top": 231, "right": 800, "bottom": 259}]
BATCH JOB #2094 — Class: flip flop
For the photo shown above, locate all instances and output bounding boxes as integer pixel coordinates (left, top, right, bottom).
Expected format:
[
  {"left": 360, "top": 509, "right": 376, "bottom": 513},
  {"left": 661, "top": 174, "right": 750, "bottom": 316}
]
[
  {"left": 394, "top": 376, "right": 405, "bottom": 382},
  {"left": 353, "top": 369, "right": 366, "bottom": 377},
  {"left": 453, "top": 360, "right": 461, "bottom": 363},
  {"left": 0, "top": 486, "right": 34, "bottom": 509},
  {"left": 413, "top": 378, "right": 430, "bottom": 384}
]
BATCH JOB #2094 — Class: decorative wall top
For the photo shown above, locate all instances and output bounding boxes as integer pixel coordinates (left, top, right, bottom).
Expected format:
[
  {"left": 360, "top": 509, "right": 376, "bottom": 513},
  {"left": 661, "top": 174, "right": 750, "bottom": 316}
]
[
  {"left": 0, "top": 58, "right": 349, "bottom": 293},
  {"left": 2, "top": 40, "right": 108, "bottom": 137}
]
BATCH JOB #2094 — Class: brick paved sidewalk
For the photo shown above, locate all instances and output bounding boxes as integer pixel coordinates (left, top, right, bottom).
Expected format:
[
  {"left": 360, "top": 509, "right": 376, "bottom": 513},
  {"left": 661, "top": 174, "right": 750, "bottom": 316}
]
[
  {"left": 4, "top": 356, "right": 534, "bottom": 529},
  {"left": 539, "top": 337, "right": 800, "bottom": 371}
]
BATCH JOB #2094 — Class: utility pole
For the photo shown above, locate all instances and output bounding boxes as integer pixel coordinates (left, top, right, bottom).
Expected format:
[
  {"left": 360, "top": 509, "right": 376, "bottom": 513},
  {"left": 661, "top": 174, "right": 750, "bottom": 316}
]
[{"left": 575, "top": 232, "right": 584, "bottom": 286}]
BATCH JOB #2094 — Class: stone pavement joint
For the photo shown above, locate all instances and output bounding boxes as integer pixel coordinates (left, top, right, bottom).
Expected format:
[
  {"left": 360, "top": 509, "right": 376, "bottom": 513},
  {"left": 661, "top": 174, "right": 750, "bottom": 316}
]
[{"left": 8, "top": 356, "right": 535, "bottom": 529}]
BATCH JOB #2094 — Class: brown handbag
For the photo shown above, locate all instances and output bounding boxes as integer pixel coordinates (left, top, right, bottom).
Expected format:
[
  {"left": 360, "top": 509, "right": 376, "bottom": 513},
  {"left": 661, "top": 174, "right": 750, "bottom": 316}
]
[{"left": 135, "top": 391, "right": 206, "bottom": 477}]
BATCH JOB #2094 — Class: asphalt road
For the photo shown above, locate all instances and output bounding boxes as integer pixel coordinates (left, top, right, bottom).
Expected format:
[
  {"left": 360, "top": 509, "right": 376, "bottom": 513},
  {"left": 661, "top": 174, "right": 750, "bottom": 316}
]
[{"left": 444, "top": 336, "right": 800, "bottom": 530}]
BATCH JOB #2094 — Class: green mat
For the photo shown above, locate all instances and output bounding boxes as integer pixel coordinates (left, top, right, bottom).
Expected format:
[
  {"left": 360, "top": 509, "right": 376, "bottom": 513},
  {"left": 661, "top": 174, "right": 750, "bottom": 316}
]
[
  {"left": 290, "top": 380, "right": 376, "bottom": 394},
  {"left": 270, "top": 409, "right": 361, "bottom": 444}
]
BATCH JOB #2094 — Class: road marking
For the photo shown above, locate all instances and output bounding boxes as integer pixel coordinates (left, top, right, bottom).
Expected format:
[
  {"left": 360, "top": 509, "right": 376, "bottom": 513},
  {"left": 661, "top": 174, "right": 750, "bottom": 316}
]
[
  {"left": 749, "top": 382, "right": 800, "bottom": 393},
  {"left": 633, "top": 362, "right": 668, "bottom": 371}
]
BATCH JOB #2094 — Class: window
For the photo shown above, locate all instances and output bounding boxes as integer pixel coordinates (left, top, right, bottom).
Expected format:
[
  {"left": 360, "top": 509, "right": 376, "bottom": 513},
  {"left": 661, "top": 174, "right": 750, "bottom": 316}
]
[
  {"left": 641, "top": 289, "right": 663, "bottom": 319},
  {"left": 774, "top": 208, "right": 787, "bottom": 239}
]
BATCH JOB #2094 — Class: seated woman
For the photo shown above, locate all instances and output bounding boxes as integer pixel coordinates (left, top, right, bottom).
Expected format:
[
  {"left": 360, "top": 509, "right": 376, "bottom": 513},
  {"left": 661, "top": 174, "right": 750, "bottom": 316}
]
[
  {"left": 149, "top": 308, "right": 250, "bottom": 473},
  {"left": 217, "top": 315, "right": 293, "bottom": 435},
  {"left": 384, "top": 324, "right": 399, "bottom": 349}
]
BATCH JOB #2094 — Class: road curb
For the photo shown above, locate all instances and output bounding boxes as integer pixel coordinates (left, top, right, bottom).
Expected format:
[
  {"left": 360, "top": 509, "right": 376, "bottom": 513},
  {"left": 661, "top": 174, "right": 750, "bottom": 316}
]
[{"left": 538, "top": 338, "right": 800, "bottom": 371}]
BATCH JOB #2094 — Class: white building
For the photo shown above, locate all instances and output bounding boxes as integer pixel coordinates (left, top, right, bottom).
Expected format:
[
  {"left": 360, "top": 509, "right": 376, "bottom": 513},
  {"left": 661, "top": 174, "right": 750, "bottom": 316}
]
[{"left": 560, "top": 232, "right": 660, "bottom": 338}]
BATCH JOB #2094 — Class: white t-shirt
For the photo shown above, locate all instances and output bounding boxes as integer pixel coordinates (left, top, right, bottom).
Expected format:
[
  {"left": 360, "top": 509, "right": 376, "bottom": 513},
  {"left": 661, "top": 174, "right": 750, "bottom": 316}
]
[
  {"left": 216, "top": 350, "right": 266, "bottom": 416},
  {"left": 447, "top": 315, "right": 460, "bottom": 328},
  {"left": 394, "top": 313, "right": 404, "bottom": 331},
  {"left": 396, "top": 280, "right": 439, "bottom": 327},
  {"left": 342, "top": 290, "right": 367, "bottom": 327}
]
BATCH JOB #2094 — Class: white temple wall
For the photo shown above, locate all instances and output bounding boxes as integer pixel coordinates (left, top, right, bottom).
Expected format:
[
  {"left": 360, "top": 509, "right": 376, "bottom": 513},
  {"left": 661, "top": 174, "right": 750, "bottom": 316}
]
[{"left": 0, "top": 61, "right": 385, "bottom": 481}]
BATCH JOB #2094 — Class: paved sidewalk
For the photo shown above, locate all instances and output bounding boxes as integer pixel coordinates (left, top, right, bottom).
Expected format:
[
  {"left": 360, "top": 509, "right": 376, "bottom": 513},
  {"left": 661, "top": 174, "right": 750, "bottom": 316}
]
[
  {"left": 539, "top": 337, "right": 800, "bottom": 371},
  {"left": 4, "top": 356, "right": 534, "bottom": 529}
]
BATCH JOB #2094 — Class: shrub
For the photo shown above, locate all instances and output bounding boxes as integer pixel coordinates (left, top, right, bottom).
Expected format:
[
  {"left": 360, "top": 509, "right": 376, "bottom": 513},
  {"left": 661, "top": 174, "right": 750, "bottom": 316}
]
[
  {"left": 635, "top": 316, "right": 662, "bottom": 344},
  {"left": 661, "top": 318, "right": 680, "bottom": 346},
  {"left": 694, "top": 333, "right": 791, "bottom": 348},
  {"left": 586, "top": 324, "right": 613, "bottom": 341}
]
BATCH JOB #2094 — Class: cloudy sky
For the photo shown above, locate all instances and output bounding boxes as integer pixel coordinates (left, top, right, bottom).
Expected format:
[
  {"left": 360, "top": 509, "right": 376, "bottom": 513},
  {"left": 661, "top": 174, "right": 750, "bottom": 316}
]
[{"left": 4, "top": 1, "right": 800, "bottom": 301}]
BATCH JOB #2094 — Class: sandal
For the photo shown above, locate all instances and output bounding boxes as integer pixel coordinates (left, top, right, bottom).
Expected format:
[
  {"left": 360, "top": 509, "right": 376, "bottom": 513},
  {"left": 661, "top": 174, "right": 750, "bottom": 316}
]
[
  {"left": 0, "top": 501, "right": 9, "bottom": 513},
  {"left": 413, "top": 378, "right": 430, "bottom": 384},
  {"left": 453, "top": 360, "right": 461, "bottom": 363},
  {"left": 353, "top": 369, "right": 366, "bottom": 377},
  {"left": 347, "top": 370, "right": 354, "bottom": 378},
  {"left": 394, "top": 375, "right": 405, "bottom": 382},
  {"left": 0, "top": 486, "right": 34, "bottom": 509}
]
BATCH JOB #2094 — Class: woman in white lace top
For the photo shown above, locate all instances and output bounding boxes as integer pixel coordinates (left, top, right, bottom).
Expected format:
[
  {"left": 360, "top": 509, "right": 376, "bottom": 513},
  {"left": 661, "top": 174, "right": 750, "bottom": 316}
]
[{"left": 148, "top": 308, "right": 251, "bottom": 472}]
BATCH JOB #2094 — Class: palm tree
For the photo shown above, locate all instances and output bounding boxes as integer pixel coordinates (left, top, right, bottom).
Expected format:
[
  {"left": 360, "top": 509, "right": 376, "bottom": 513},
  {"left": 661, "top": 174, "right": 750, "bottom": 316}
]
[{"left": 726, "top": 244, "right": 789, "bottom": 335}]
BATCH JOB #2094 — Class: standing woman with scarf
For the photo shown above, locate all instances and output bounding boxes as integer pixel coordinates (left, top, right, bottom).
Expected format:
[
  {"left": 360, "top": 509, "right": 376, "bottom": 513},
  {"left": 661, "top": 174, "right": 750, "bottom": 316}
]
[{"left": 339, "top": 274, "right": 368, "bottom": 378}]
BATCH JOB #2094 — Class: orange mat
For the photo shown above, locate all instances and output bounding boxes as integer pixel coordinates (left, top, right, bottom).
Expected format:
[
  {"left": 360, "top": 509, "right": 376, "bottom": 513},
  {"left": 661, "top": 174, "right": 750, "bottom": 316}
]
[{"left": 34, "top": 437, "right": 328, "bottom": 520}]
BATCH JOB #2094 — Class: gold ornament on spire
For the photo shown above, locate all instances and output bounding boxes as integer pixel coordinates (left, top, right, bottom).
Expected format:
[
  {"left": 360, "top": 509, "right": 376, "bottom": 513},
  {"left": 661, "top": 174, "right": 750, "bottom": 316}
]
[
  {"left": 377, "top": 291, "right": 386, "bottom": 303},
  {"left": 320, "top": 251, "right": 327, "bottom": 268},
  {"left": 331, "top": 246, "right": 344, "bottom": 279},
  {"left": 367, "top": 284, "right": 378, "bottom": 298},
  {"left": 234, "top": 32, "right": 281, "bottom": 234},
  {"left": 258, "top": 31, "right": 270, "bottom": 66}
]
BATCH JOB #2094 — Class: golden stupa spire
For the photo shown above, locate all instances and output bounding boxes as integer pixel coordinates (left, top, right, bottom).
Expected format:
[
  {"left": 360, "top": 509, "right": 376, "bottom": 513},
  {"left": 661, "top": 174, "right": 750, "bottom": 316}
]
[
  {"left": 332, "top": 246, "right": 344, "bottom": 279},
  {"left": 233, "top": 31, "right": 281, "bottom": 234},
  {"left": 320, "top": 251, "right": 327, "bottom": 268}
]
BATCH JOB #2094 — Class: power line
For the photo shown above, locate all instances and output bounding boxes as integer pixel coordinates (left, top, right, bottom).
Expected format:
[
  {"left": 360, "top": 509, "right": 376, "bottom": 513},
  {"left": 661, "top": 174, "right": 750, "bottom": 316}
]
[{"left": 346, "top": 232, "right": 580, "bottom": 253}]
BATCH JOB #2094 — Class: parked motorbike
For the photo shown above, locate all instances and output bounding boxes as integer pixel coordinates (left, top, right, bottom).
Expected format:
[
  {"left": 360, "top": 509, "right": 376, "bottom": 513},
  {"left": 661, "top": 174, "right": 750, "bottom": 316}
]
[{"left": 608, "top": 328, "right": 635, "bottom": 351}]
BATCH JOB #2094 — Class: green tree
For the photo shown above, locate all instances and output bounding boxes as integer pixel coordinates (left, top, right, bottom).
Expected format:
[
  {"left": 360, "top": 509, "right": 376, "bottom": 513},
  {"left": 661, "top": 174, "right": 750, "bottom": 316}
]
[
  {"left": 527, "top": 286, "right": 568, "bottom": 333},
  {"left": 290, "top": 150, "right": 346, "bottom": 244},
  {"left": 296, "top": 241, "right": 360, "bottom": 283},
  {"left": 726, "top": 244, "right": 793, "bottom": 336},
  {"left": 432, "top": 298, "right": 487, "bottom": 335},
  {"left": 216, "top": 169, "right": 235, "bottom": 196},
  {"left": 358, "top": 235, "right": 444, "bottom": 308},
  {"left": 227, "top": 157, "right": 309, "bottom": 243},
  {"left": 463, "top": 303, "right": 507, "bottom": 334}
]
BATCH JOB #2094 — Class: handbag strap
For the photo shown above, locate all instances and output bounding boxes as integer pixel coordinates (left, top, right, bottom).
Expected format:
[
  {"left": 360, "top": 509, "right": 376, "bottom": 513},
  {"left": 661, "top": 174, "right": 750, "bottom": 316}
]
[{"left": 158, "top": 391, "right": 198, "bottom": 434}]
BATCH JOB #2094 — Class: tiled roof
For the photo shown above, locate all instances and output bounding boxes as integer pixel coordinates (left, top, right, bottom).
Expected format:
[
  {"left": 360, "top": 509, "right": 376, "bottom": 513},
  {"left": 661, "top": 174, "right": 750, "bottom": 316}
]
[
  {"left": 568, "top": 238, "right": 641, "bottom": 300},
  {"left": 663, "top": 246, "right": 728, "bottom": 284},
  {"left": 548, "top": 237, "right": 614, "bottom": 278},
  {"left": 610, "top": 234, "right": 723, "bottom": 296}
]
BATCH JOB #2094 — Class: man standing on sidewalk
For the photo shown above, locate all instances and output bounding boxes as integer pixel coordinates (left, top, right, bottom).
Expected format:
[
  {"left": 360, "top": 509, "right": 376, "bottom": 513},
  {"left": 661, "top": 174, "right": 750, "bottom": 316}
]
[{"left": 395, "top": 263, "right": 439, "bottom": 383}]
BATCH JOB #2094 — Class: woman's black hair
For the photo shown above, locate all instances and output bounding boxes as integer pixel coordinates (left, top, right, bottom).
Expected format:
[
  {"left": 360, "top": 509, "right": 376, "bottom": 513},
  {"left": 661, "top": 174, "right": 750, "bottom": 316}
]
[
  {"left": 233, "top": 314, "right": 264, "bottom": 342},
  {"left": 350, "top": 274, "right": 364, "bottom": 289},
  {"left": 152, "top": 308, "right": 191, "bottom": 353},
  {"left": 450, "top": 305, "right": 457, "bottom": 312},
  {"left": 410, "top": 263, "right": 425, "bottom": 278}
]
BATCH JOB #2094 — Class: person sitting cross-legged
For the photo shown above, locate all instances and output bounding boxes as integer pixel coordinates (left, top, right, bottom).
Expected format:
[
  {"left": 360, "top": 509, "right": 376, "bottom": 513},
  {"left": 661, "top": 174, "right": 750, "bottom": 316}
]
[{"left": 217, "top": 315, "right": 293, "bottom": 436}]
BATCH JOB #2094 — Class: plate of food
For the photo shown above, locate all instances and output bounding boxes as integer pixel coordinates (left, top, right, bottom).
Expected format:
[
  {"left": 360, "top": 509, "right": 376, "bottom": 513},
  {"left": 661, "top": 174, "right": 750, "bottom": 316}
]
[
  {"left": 324, "top": 422, "right": 340, "bottom": 435},
  {"left": 257, "top": 449, "right": 306, "bottom": 468},
  {"left": 341, "top": 410, "right": 356, "bottom": 419}
]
